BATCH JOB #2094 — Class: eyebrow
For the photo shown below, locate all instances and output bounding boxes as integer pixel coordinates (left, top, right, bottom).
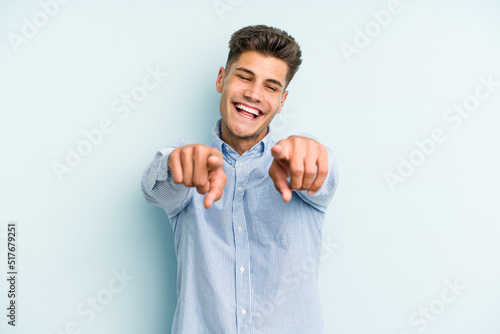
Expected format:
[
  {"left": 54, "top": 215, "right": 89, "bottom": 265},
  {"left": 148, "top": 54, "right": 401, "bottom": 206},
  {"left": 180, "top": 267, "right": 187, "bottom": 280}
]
[{"left": 234, "top": 67, "right": 283, "bottom": 88}]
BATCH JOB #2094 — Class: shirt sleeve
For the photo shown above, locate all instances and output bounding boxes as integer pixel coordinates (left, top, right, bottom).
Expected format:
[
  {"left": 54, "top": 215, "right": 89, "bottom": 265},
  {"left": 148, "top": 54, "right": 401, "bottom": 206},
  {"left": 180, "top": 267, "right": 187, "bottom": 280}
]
[
  {"left": 294, "top": 135, "right": 339, "bottom": 213},
  {"left": 140, "top": 140, "right": 195, "bottom": 219}
]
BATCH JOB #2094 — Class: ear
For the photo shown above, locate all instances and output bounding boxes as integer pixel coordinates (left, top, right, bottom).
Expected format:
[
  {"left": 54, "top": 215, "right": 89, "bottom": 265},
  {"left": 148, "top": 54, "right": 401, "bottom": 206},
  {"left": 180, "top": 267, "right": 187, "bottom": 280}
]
[
  {"left": 216, "top": 67, "right": 225, "bottom": 93},
  {"left": 276, "top": 90, "right": 288, "bottom": 114}
]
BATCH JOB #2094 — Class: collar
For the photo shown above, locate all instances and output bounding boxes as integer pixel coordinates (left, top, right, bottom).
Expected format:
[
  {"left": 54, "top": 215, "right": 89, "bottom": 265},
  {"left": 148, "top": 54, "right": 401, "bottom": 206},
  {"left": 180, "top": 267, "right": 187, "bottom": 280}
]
[{"left": 211, "top": 118, "right": 273, "bottom": 166}]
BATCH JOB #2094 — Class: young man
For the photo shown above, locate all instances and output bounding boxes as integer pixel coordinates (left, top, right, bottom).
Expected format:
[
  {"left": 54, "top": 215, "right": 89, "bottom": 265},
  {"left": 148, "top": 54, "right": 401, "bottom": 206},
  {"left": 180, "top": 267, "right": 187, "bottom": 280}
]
[{"left": 141, "top": 25, "right": 338, "bottom": 333}]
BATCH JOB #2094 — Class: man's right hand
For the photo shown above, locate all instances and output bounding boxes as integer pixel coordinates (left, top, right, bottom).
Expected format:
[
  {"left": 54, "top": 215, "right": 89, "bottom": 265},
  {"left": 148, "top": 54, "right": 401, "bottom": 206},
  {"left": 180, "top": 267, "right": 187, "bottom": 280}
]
[{"left": 167, "top": 144, "right": 227, "bottom": 209}]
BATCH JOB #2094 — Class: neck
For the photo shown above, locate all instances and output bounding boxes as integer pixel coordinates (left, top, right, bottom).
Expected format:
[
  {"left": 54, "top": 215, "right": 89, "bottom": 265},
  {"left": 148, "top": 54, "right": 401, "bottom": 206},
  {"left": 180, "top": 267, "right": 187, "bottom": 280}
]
[{"left": 220, "top": 123, "right": 267, "bottom": 155}]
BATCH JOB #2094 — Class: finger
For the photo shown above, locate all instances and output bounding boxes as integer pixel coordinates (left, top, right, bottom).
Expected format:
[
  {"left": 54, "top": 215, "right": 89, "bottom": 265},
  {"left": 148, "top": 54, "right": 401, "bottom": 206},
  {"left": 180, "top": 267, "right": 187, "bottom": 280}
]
[
  {"left": 301, "top": 150, "right": 318, "bottom": 191},
  {"left": 269, "top": 159, "right": 292, "bottom": 202},
  {"left": 204, "top": 167, "right": 227, "bottom": 209},
  {"left": 309, "top": 147, "right": 329, "bottom": 195},
  {"left": 271, "top": 142, "right": 290, "bottom": 161},
  {"left": 288, "top": 143, "right": 306, "bottom": 190},
  {"left": 180, "top": 147, "right": 194, "bottom": 187},
  {"left": 207, "top": 151, "right": 224, "bottom": 170},
  {"left": 167, "top": 150, "right": 183, "bottom": 184},
  {"left": 192, "top": 146, "right": 209, "bottom": 194}
]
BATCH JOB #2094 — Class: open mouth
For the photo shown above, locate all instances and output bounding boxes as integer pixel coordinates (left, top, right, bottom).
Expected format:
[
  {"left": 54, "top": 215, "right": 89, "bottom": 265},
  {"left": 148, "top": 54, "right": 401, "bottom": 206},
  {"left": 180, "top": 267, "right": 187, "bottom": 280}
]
[{"left": 233, "top": 103, "right": 263, "bottom": 120}]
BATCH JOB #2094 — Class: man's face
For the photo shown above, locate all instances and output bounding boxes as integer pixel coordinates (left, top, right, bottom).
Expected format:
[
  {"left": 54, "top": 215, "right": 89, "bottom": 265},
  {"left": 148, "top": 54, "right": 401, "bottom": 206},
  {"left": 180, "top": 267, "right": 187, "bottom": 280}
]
[{"left": 216, "top": 51, "right": 289, "bottom": 149}]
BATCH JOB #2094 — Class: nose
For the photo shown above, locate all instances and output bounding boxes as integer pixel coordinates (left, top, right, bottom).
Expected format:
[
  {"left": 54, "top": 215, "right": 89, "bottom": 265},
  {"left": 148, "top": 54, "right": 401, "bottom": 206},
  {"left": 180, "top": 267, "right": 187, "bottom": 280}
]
[{"left": 243, "top": 83, "right": 262, "bottom": 102}]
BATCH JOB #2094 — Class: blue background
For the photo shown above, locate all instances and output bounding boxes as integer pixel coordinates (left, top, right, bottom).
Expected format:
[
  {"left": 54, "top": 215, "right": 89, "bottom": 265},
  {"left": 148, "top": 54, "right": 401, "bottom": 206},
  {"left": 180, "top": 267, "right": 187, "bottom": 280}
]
[{"left": 1, "top": 0, "right": 500, "bottom": 333}]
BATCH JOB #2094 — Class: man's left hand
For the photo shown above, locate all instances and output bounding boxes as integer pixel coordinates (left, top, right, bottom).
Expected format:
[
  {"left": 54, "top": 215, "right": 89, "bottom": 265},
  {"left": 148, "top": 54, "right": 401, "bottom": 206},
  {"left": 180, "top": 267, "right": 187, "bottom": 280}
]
[{"left": 269, "top": 135, "right": 329, "bottom": 202}]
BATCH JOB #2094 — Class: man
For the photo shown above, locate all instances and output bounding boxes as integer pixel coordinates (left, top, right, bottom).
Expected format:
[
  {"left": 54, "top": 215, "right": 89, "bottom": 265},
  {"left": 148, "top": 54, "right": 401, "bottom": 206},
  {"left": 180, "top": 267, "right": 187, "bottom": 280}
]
[{"left": 141, "top": 25, "right": 338, "bottom": 333}]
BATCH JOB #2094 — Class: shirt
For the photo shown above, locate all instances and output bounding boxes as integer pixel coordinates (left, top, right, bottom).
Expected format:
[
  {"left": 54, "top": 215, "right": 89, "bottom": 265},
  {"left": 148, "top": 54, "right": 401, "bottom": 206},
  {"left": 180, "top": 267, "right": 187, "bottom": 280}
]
[{"left": 141, "top": 118, "right": 338, "bottom": 334}]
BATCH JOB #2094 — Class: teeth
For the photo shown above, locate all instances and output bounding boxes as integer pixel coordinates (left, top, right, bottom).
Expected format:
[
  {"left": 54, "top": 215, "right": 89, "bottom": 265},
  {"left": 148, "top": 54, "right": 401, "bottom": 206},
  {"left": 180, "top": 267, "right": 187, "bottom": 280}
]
[{"left": 235, "top": 103, "right": 260, "bottom": 116}]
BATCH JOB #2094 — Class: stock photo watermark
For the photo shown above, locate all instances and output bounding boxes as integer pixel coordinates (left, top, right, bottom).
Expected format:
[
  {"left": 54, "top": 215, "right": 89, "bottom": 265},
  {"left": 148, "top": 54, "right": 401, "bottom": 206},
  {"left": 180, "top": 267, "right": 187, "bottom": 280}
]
[
  {"left": 51, "top": 65, "right": 168, "bottom": 182},
  {"left": 213, "top": 0, "right": 243, "bottom": 21},
  {"left": 48, "top": 267, "right": 134, "bottom": 334},
  {"left": 252, "top": 234, "right": 340, "bottom": 326},
  {"left": 339, "top": 0, "right": 403, "bottom": 64},
  {"left": 269, "top": 108, "right": 297, "bottom": 134},
  {"left": 385, "top": 74, "right": 499, "bottom": 191},
  {"left": 398, "top": 278, "right": 467, "bottom": 333},
  {"left": 7, "top": 0, "right": 72, "bottom": 53},
  {"left": 320, "top": 233, "right": 341, "bottom": 263},
  {"left": 252, "top": 255, "right": 318, "bottom": 327},
  {"left": 5, "top": 222, "right": 18, "bottom": 327}
]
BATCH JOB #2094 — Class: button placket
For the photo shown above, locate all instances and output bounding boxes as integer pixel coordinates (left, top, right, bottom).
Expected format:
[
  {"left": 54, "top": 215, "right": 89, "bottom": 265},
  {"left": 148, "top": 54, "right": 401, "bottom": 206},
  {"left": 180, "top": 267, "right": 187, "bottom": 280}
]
[{"left": 233, "top": 156, "right": 251, "bottom": 331}]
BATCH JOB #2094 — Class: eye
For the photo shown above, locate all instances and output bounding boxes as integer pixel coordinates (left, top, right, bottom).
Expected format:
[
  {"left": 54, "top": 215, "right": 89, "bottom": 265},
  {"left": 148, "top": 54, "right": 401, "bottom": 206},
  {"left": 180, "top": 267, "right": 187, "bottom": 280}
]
[
  {"left": 267, "top": 86, "right": 278, "bottom": 92},
  {"left": 238, "top": 75, "right": 250, "bottom": 81}
]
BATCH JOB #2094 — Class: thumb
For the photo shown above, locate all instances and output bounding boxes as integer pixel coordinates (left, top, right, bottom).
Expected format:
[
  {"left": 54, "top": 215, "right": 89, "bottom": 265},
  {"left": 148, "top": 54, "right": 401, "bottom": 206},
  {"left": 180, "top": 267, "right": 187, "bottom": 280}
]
[
  {"left": 271, "top": 144, "right": 289, "bottom": 161},
  {"left": 207, "top": 154, "right": 224, "bottom": 170}
]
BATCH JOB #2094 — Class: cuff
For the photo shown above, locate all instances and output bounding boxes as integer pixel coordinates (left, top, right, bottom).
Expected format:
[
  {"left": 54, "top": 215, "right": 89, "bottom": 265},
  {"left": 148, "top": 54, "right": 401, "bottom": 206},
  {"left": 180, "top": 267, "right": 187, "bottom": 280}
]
[{"left": 148, "top": 140, "right": 190, "bottom": 190}]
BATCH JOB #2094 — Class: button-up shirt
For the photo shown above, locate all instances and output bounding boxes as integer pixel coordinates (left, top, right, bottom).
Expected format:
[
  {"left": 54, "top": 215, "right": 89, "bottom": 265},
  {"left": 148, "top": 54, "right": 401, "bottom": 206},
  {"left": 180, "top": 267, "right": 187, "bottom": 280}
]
[{"left": 141, "top": 119, "right": 338, "bottom": 334}]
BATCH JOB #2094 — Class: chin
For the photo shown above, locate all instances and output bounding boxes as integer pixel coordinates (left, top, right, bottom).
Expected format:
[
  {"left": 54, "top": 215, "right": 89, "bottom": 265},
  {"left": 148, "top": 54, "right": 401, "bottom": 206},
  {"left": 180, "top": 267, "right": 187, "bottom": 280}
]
[{"left": 229, "top": 120, "right": 264, "bottom": 139}]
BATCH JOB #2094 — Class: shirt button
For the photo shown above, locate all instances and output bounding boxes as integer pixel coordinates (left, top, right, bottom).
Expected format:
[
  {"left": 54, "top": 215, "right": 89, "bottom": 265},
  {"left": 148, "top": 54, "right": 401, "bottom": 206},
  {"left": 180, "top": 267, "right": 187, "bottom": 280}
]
[
  {"left": 163, "top": 170, "right": 166, "bottom": 176},
  {"left": 237, "top": 187, "right": 242, "bottom": 192},
  {"left": 152, "top": 177, "right": 156, "bottom": 182},
  {"left": 241, "top": 309, "right": 247, "bottom": 315},
  {"left": 239, "top": 266, "right": 245, "bottom": 273},
  {"left": 239, "top": 163, "right": 244, "bottom": 167},
  {"left": 237, "top": 226, "right": 242, "bottom": 232}
]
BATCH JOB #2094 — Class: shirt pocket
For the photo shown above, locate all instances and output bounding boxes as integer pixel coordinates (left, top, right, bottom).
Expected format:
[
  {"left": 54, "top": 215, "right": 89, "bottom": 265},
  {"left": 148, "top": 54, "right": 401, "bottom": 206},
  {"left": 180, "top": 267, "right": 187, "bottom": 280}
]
[{"left": 245, "top": 183, "right": 304, "bottom": 243}]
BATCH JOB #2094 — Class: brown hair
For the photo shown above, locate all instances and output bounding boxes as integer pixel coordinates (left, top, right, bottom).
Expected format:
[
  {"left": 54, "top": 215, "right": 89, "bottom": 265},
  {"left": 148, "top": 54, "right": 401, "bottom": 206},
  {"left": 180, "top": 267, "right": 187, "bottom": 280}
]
[{"left": 226, "top": 25, "right": 302, "bottom": 89}]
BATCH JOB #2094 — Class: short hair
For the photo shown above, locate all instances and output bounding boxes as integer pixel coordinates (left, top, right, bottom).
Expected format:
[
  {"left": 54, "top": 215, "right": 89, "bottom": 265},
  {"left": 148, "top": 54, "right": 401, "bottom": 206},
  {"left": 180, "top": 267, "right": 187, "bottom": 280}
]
[{"left": 226, "top": 25, "right": 302, "bottom": 89}]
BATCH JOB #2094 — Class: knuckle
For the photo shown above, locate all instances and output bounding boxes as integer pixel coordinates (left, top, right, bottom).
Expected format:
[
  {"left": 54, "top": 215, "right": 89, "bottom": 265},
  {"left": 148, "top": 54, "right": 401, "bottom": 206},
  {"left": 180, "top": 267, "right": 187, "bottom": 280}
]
[
  {"left": 170, "top": 149, "right": 179, "bottom": 159},
  {"left": 193, "top": 175, "right": 206, "bottom": 186},
  {"left": 318, "top": 167, "right": 328, "bottom": 177},
  {"left": 169, "top": 151, "right": 180, "bottom": 164},
  {"left": 180, "top": 148, "right": 191, "bottom": 159},
  {"left": 304, "top": 169, "right": 316, "bottom": 178},
  {"left": 290, "top": 163, "right": 303, "bottom": 174},
  {"left": 193, "top": 145, "right": 205, "bottom": 159}
]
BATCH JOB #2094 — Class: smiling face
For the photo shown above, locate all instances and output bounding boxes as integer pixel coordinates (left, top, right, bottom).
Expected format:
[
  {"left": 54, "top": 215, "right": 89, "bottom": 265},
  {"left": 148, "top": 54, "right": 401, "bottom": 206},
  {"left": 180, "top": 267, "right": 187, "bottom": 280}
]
[{"left": 216, "top": 50, "right": 289, "bottom": 154}]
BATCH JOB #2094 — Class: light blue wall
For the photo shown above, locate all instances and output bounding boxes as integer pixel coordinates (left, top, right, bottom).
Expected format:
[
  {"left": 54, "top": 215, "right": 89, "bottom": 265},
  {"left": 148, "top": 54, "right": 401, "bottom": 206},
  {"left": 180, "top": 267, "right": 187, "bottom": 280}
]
[{"left": 1, "top": 1, "right": 500, "bottom": 333}]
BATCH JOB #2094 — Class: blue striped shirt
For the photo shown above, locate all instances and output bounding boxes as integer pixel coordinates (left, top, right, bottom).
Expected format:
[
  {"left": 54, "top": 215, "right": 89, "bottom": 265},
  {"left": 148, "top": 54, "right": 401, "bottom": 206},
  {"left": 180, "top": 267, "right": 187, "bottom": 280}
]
[{"left": 141, "top": 119, "right": 338, "bottom": 334}]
